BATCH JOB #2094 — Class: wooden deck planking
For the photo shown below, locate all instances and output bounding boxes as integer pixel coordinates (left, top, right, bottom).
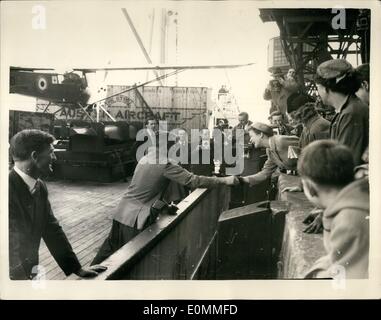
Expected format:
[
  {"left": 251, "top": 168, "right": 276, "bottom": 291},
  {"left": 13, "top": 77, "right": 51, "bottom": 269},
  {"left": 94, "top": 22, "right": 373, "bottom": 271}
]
[{"left": 38, "top": 179, "right": 130, "bottom": 280}]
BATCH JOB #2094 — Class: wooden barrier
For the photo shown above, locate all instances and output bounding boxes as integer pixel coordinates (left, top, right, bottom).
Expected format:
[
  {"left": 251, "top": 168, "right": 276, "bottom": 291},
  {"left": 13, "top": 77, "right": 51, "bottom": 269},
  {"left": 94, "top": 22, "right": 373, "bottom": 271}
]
[
  {"left": 277, "top": 174, "right": 326, "bottom": 278},
  {"left": 67, "top": 174, "right": 326, "bottom": 280},
  {"left": 70, "top": 185, "right": 230, "bottom": 280}
]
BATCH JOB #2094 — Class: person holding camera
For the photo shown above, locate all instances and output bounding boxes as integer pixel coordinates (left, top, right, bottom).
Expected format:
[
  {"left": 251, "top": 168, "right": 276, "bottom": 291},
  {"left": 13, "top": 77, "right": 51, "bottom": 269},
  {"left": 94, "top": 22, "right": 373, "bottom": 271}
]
[{"left": 264, "top": 67, "right": 300, "bottom": 115}]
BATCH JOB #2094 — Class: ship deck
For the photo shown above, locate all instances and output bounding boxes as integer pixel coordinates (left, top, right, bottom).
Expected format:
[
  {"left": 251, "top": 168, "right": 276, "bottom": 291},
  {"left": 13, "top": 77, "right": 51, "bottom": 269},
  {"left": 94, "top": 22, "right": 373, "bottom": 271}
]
[{"left": 39, "top": 179, "right": 130, "bottom": 280}]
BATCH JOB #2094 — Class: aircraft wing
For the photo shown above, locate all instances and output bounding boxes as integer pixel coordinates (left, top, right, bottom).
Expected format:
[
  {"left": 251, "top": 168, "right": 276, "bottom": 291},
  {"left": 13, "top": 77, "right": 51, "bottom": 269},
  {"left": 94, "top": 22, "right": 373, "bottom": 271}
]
[
  {"left": 10, "top": 66, "right": 55, "bottom": 71},
  {"left": 73, "top": 62, "right": 255, "bottom": 73}
]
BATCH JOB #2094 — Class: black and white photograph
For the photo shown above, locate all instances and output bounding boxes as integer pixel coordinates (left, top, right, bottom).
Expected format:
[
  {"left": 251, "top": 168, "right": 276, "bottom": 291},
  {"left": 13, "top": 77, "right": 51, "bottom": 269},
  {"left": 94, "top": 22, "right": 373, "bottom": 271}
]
[{"left": 1, "top": 0, "right": 380, "bottom": 300}]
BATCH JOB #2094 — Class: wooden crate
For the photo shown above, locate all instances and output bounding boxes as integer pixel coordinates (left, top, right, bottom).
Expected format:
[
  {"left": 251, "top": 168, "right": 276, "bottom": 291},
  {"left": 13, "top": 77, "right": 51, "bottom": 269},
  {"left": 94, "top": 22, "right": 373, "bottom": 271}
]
[
  {"left": 36, "top": 85, "right": 211, "bottom": 133},
  {"left": 9, "top": 110, "right": 54, "bottom": 139}
]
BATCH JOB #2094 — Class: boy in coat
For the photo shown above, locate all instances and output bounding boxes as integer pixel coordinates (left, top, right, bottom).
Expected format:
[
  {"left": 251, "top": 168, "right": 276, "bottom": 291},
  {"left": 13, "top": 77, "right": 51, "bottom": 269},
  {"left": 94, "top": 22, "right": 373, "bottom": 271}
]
[{"left": 298, "top": 140, "right": 369, "bottom": 279}]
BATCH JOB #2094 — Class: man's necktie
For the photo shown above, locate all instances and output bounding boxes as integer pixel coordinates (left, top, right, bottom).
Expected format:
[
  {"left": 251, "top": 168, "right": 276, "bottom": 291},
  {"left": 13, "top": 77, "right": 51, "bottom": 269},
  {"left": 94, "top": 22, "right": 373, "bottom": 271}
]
[{"left": 31, "top": 180, "right": 41, "bottom": 195}]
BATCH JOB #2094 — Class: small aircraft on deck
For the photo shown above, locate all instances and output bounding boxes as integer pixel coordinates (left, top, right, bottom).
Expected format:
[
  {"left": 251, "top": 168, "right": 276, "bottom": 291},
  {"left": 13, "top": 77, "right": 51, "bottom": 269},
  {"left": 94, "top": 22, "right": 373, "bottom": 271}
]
[{"left": 9, "top": 62, "right": 254, "bottom": 122}]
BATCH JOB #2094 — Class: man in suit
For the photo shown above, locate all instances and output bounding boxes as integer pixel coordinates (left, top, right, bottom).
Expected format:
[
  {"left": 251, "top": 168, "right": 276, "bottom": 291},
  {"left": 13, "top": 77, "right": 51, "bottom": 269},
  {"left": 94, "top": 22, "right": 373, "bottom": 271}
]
[
  {"left": 91, "top": 138, "right": 239, "bottom": 265},
  {"left": 233, "top": 112, "right": 252, "bottom": 132},
  {"left": 240, "top": 122, "right": 299, "bottom": 186},
  {"left": 9, "top": 129, "right": 106, "bottom": 280},
  {"left": 189, "top": 128, "right": 215, "bottom": 176},
  {"left": 145, "top": 117, "right": 158, "bottom": 144},
  {"left": 232, "top": 112, "right": 254, "bottom": 164}
]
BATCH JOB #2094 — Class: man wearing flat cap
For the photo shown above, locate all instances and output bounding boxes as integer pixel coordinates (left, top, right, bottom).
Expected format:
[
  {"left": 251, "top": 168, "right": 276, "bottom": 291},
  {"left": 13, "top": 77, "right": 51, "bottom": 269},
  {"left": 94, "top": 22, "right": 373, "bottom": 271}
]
[
  {"left": 315, "top": 59, "right": 369, "bottom": 167},
  {"left": 241, "top": 122, "right": 299, "bottom": 186}
]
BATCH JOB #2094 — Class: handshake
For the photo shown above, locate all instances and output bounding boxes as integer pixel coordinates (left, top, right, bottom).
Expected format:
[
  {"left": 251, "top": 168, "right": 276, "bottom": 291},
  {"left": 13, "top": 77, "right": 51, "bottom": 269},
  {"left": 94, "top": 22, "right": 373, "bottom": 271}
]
[{"left": 220, "top": 176, "right": 251, "bottom": 186}]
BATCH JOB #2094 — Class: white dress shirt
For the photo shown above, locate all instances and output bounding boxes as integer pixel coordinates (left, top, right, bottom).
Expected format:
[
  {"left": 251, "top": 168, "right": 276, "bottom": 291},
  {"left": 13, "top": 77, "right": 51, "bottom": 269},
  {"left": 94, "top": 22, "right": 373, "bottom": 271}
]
[{"left": 13, "top": 166, "right": 38, "bottom": 194}]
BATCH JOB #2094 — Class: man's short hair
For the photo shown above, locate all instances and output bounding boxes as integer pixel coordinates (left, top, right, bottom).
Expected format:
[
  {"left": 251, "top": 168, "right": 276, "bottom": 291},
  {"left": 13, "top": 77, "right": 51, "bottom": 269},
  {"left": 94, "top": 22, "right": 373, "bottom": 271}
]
[
  {"left": 238, "top": 112, "right": 248, "bottom": 119},
  {"left": 356, "top": 63, "right": 369, "bottom": 84},
  {"left": 10, "top": 129, "right": 55, "bottom": 161},
  {"left": 298, "top": 140, "right": 354, "bottom": 187},
  {"left": 145, "top": 117, "right": 157, "bottom": 126}
]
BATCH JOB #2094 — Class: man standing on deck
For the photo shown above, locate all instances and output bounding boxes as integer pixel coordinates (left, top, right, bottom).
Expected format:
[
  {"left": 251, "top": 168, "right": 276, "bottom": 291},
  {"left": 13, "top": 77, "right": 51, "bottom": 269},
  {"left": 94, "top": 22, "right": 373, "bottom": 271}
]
[
  {"left": 233, "top": 112, "right": 254, "bottom": 162},
  {"left": 9, "top": 129, "right": 106, "bottom": 280},
  {"left": 144, "top": 117, "right": 158, "bottom": 147},
  {"left": 269, "top": 111, "right": 293, "bottom": 135},
  {"left": 233, "top": 112, "right": 253, "bottom": 132}
]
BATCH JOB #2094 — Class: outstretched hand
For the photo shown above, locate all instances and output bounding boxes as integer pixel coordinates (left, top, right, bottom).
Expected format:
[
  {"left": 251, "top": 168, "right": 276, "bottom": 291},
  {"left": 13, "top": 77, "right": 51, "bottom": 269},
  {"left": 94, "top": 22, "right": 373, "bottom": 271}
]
[
  {"left": 223, "top": 176, "right": 240, "bottom": 186},
  {"left": 282, "top": 186, "right": 302, "bottom": 193},
  {"left": 303, "top": 209, "right": 323, "bottom": 234},
  {"left": 75, "top": 265, "right": 107, "bottom": 278}
]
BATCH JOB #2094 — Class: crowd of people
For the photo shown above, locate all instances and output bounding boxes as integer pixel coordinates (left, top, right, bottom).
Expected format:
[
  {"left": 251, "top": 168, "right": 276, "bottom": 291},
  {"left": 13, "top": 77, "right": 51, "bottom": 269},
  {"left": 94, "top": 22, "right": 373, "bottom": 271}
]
[
  {"left": 8, "top": 59, "right": 370, "bottom": 280},
  {"left": 251, "top": 59, "right": 370, "bottom": 278}
]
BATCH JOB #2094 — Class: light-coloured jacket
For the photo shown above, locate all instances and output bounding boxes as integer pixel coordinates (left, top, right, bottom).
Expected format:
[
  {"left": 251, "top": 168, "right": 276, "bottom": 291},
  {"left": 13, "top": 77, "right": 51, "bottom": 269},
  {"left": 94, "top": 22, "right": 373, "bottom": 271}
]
[
  {"left": 246, "top": 135, "right": 299, "bottom": 186},
  {"left": 305, "top": 178, "right": 369, "bottom": 279},
  {"left": 113, "top": 152, "right": 226, "bottom": 229}
]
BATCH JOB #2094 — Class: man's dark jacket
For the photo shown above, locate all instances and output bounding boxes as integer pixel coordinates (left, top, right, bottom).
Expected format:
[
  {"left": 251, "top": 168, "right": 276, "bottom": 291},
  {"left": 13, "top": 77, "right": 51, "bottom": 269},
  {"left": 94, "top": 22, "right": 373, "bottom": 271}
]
[
  {"left": 9, "top": 169, "right": 81, "bottom": 280},
  {"left": 330, "top": 95, "right": 369, "bottom": 167}
]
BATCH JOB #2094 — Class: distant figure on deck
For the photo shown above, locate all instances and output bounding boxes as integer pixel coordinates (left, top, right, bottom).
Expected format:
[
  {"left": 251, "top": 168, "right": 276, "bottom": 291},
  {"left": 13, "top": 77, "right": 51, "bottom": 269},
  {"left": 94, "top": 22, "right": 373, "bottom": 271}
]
[
  {"left": 355, "top": 63, "right": 370, "bottom": 107},
  {"left": 269, "top": 111, "right": 293, "bottom": 135},
  {"left": 298, "top": 140, "right": 369, "bottom": 279},
  {"left": 354, "top": 63, "right": 370, "bottom": 180},
  {"left": 233, "top": 112, "right": 253, "bottom": 161},
  {"left": 144, "top": 117, "right": 158, "bottom": 148},
  {"left": 315, "top": 59, "right": 369, "bottom": 167},
  {"left": 240, "top": 122, "right": 299, "bottom": 186},
  {"left": 189, "top": 128, "right": 215, "bottom": 176},
  {"left": 9, "top": 130, "right": 106, "bottom": 280},
  {"left": 233, "top": 112, "right": 252, "bottom": 132},
  {"left": 218, "top": 85, "right": 229, "bottom": 99},
  {"left": 91, "top": 137, "right": 239, "bottom": 265},
  {"left": 294, "top": 102, "right": 330, "bottom": 149},
  {"left": 172, "top": 128, "right": 191, "bottom": 169},
  {"left": 286, "top": 111, "right": 303, "bottom": 137},
  {"left": 264, "top": 67, "right": 300, "bottom": 115}
]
